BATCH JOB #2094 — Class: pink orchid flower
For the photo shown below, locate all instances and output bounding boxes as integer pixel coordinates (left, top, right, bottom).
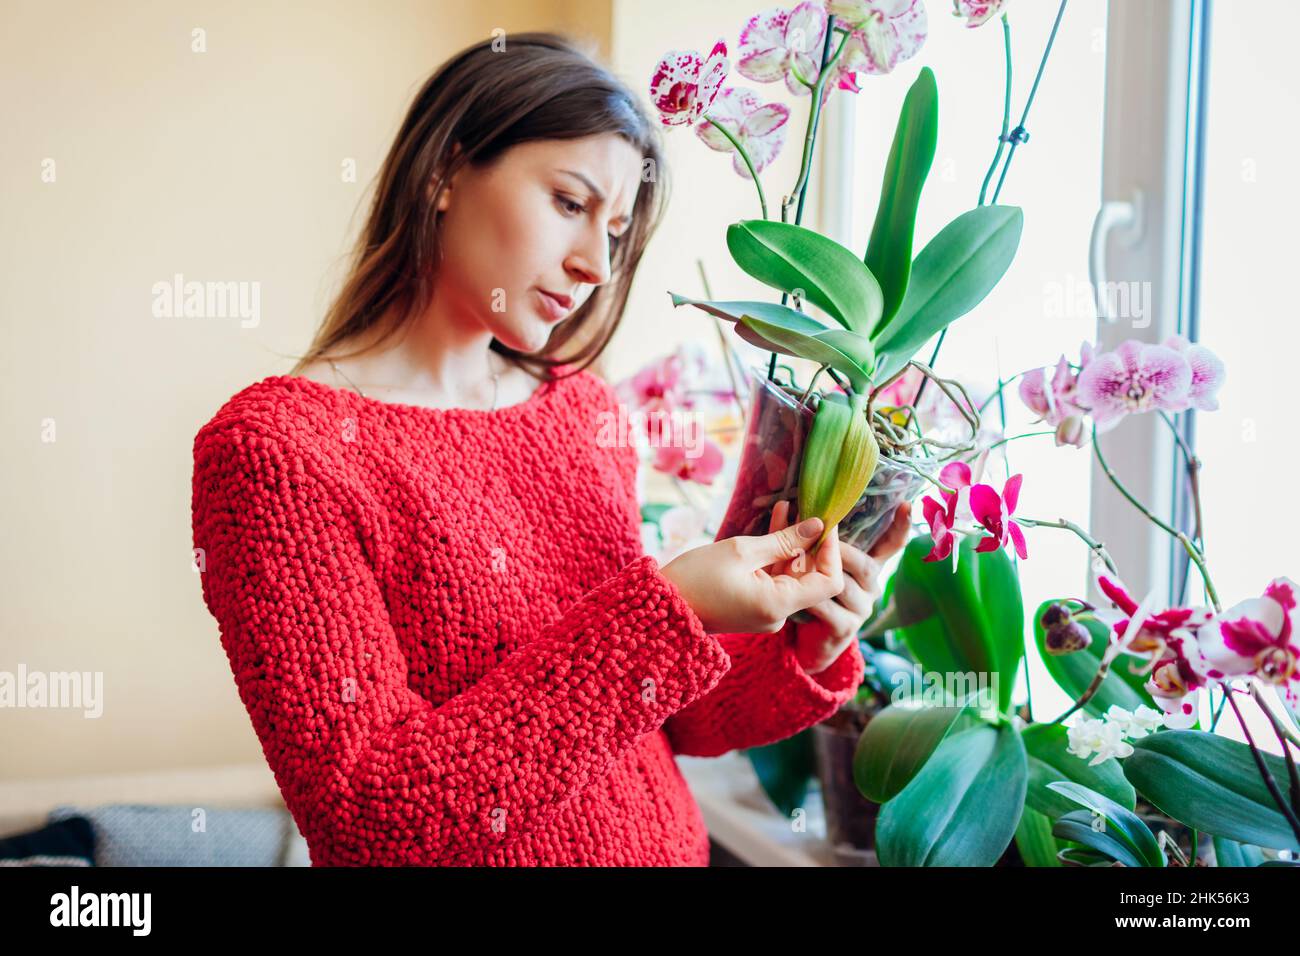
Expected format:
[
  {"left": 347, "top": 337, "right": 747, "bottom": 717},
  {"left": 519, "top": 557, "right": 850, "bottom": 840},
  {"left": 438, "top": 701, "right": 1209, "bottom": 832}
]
[
  {"left": 737, "top": 3, "right": 829, "bottom": 96},
  {"left": 920, "top": 461, "right": 971, "bottom": 562},
  {"left": 654, "top": 434, "right": 726, "bottom": 485},
  {"left": 1092, "top": 570, "right": 1216, "bottom": 728},
  {"left": 952, "top": 0, "right": 1008, "bottom": 28},
  {"left": 1019, "top": 341, "right": 1094, "bottom": 447},
  {"left": 649, "top": 40, "right": 730, "bottom": 127},
  {"left": 825, "top": 0, "right": 928, "bottom": 86},
  {"left": 1162, "top": 333, "right": 1226, "bottom": 412},
  {"left": 969, "top": 473, "right": 1028, "bottom": 559},
  {"left": 1075, "top": 339, "right": 1192, "bottom": 431},
  {"left": 696, "top": 87, "right": 790, "bottom": 178},
  {"left": 1195, "top": 577, "right": 1299, "bottom": 707}
]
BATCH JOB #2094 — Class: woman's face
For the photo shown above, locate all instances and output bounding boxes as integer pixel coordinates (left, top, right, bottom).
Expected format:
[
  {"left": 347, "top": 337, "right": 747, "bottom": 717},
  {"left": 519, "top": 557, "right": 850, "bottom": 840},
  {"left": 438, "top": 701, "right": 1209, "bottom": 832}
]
[{"left": 433, "top": 132, "right": 645, "bottom": 354}]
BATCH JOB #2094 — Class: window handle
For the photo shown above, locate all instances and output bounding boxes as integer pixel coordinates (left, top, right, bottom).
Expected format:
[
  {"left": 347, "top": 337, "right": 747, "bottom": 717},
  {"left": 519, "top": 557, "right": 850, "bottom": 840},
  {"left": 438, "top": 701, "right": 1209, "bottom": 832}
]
[{"left": 1089, "top": 190, "right": 1144, "bottom": 322}]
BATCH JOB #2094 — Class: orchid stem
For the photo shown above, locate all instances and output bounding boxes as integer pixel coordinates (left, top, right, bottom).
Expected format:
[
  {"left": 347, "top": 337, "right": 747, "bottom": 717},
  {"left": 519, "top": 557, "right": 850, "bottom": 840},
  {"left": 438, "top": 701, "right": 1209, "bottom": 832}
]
[
  {"left": 1091, "top": 423, "right": 1222, "bottom": 612},
  {"left": 1224, "top": 687, "right": 1300, "bottom": 844},
  {"left": 1017, "top": 515, "right": 1118, "bottom": 575},
  {"left": 703, "top": 112, "right": 767, "bottom": 220},
  {"left": 978, "top": 13, "right": 1013, "bottom": 208}
]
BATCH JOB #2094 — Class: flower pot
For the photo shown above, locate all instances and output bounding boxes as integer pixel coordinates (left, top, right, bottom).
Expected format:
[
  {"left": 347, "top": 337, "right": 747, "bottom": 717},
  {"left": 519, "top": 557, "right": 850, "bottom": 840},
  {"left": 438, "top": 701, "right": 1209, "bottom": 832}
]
[
  {"left": 714, "top": 366, "right": 937, "bottom": 554},
  {"left": 811, "top": 703, "right": 881, "bottom": 866}
]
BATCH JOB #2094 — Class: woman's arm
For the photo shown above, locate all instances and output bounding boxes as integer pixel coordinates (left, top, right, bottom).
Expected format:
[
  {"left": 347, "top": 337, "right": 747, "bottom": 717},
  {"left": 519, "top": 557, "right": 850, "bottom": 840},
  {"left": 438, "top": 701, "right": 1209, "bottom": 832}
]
[
  {"left": 192, "top": 424, "right": 731, "bottom": 865},
  {"left": 661, "top": 622, "right": 864, "bottom": 757}
]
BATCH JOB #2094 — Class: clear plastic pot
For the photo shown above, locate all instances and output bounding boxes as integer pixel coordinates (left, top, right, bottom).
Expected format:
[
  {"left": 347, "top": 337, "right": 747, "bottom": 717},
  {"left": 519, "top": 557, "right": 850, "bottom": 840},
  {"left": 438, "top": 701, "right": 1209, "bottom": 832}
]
[{"left": 713, "top": 365, "right": 936, "bottom": 555}]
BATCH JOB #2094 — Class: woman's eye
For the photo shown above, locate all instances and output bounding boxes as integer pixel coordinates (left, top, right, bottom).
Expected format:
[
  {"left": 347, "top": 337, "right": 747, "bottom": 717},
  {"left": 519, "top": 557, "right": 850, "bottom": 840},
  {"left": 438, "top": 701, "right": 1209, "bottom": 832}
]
[{"left": 555, "top": 194, "right": 585, "bottom": 216}]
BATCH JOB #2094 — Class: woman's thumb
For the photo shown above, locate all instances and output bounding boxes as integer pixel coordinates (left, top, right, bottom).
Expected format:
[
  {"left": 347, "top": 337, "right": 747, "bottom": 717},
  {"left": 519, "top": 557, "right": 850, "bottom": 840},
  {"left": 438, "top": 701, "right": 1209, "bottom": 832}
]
[{"left": 751, "top": 516, "right": 824, "bottom": 568}]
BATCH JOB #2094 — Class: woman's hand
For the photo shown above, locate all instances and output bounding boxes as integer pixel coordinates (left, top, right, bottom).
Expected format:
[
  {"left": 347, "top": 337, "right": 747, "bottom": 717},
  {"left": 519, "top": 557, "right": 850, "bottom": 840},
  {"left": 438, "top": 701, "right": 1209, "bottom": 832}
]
[
  {"left": 778, "top": 500, "right": 913, "bottom": 675},
  {"left": 660, "top": 514, "right": 845, "bottom": 635}
]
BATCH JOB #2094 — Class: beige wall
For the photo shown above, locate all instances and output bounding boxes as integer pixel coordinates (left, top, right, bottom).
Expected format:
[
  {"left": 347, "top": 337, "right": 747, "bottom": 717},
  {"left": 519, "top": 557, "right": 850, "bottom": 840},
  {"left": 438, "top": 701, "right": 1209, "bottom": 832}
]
[{"left": 0, "top": 0, "right": 827, "bottom": 780}]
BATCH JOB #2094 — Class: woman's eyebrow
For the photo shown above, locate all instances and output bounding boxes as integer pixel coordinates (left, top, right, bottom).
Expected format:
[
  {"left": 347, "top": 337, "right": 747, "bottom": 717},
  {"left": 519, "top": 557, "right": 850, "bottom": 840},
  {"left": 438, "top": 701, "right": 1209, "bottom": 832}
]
[{"left": 557, "top": 169, "right": 634, "bottom": 226}]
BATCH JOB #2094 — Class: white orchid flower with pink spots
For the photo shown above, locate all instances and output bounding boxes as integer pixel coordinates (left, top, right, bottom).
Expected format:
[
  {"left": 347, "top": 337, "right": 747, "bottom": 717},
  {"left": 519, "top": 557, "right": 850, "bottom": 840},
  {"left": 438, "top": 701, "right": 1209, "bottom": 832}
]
[
  {"left": 737, "top": 3, "right": 830, "bottom": 96},
  {"left": 1195, "top": 577, "right": 1300, "bottom": 708},
  {"left": 825, "top": 0, "right": 928, "bottom": 85},
  {"left": 952, "top": 0, "right": 1008, "bottom": 28},
  {"left": 695, "top": 87, "right": 791, "bottom": 178},
  {"left": 1162, "top": 333, "right": 1226, "bottom": 412},
  {"left": 1075, "top": 339, "right": 1193, "bottom": 431},
  {"left": 649, "top": 40, "right": 730, "bottom": 127}
]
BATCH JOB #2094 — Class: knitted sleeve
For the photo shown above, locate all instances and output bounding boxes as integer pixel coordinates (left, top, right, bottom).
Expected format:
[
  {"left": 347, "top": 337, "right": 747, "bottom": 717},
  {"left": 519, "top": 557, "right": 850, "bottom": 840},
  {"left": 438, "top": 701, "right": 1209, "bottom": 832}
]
[
  {"left": 661, "top": 623, "right": 865, "bottom": 758},
  {"left": 191, "top": 424, "right": 732, "bottom": 866}
]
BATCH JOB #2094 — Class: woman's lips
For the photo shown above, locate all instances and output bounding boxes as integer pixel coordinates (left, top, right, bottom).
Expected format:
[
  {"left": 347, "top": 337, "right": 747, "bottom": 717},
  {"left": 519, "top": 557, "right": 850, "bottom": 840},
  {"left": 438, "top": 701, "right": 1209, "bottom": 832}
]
[{"left": 535, "top": 289, "right": 573, "bottom": 322}]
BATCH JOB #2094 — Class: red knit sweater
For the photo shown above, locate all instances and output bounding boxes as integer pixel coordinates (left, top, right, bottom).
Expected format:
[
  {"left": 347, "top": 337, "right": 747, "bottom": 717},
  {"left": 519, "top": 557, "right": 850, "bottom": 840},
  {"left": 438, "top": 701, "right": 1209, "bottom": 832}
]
[{"left": 190, "top": 364, "right": 864, "bottom": 866}]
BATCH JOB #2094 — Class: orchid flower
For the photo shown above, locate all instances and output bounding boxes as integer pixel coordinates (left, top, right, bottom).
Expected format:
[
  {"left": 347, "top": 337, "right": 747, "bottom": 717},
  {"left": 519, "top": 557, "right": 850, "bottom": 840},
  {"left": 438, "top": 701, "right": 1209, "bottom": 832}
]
[
  {"left": 649, "top": 40, "right": 730, "bottom": 126},
  {"left": 1019, "top": 341, "right": 1094, "bottom": 448},
  {"left": 921, "top": 461, "right": 972, "bottom": 563},
  {"left": 1075, "top": 339, "right": 1193, "bottom": 430},
  {"left": 1066, "top": 714, "right": 1134, "bottom": 766},
  {"left": 1195, "top": 577, "right": 1300, "bottom": 707},
  {"left": 1092, "top": 568, "right": 1217, "bottom": 729},
  {"left": 695, "top": 87, "right": 791, "bottom": 178},
  {"left": 1162, "top": 333, "right": 1226, "bottom": 412},
  {"left": 952, "top": 0, "right": 1009, "bottom": 28},
  {"left": 825, "top": 0, "right": 928, "bottom": 89},
  {"left": 653, "top": 431, "right": 726, "bottom": 485},
  {"left": 737, "top": 3, "right": 829, "bottom": 95},
  {"left": 969, "top": 473, "right": 1028, "bottom": 559}
]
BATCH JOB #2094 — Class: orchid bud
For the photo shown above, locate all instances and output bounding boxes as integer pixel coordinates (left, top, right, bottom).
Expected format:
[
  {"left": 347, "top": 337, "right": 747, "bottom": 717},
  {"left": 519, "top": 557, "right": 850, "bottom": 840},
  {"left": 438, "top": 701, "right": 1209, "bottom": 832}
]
[
  {"left": 1041, "top": 603, "right": 1092, "bottom": 655},
  {"left": 1055, "top": 415, "right": 1086, "bottom": 447}
]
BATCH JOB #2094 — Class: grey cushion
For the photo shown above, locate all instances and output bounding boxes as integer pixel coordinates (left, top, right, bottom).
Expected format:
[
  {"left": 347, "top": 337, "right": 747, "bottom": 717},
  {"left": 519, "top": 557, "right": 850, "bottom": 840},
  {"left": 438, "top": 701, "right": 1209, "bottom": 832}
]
[{"left": 47, "top": 805, "right": 292, "bottom": 867}]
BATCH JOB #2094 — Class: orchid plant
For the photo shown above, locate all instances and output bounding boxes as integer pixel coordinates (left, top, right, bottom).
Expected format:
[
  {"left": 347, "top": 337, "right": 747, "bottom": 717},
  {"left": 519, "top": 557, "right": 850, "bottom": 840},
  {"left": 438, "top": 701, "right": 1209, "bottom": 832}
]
[
  {"left": 649, "top": 1, "right": 1299, "bottom": 868},
  {"left": 651, "top": 0, "right": 1024, "bottom": 552},
  {"left": 852, "top": 330, "right": 1300, "bottom": 866}
]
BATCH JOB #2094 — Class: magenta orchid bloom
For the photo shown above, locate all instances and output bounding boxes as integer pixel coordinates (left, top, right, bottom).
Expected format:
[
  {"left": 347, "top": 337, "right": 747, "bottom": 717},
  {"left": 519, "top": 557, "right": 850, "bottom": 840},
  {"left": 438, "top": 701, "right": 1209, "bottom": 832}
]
[
  {"left": 920, "top": 461, "right": 972, "bottom": 562},
  {"left": 649, "top": 40, "right": 730, "bottom": 127},
  {"left": 1162, "top": 333, "right": 1226, "bottom": 412},
  {"left": 825, "top": 0, "right": 928, "bottom": 84},
  {"left": 969, "top": 473, "right": 1028, "bottom": 559},
  {"left": 952, "top": 0, "right": 1008, "bottom": 28},
  {"left": 696, "top": 87, "right": 790, "bottom": 178},
  {"left": 654, "top": 435, "right": 726, "bottom": 485},
  {"left": 1093, "top": 571, "right": 1216, "bottom": 728},
  {"left": 737, "top": 3, "right": 829, "bottom": 96},
  {"left": 1075, "top": 339, "right": 1193, "bottom": 431},
  {"left": 1195, "top": 577, "right": 1299, "bottom": 707},
  {"left": 1019, "top": 341, "right": 1094, "bottom": 447}
]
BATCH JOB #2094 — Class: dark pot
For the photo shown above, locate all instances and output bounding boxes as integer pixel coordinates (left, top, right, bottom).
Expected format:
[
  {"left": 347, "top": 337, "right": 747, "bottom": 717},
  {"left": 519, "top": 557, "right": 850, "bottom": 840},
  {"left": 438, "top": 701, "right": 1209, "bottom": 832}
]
[
  {"left": 811, "top": 704, "right": 881, "bottom": 866},
  {"left": 714, "top": 366, "right": 936, "bottom": 554}
]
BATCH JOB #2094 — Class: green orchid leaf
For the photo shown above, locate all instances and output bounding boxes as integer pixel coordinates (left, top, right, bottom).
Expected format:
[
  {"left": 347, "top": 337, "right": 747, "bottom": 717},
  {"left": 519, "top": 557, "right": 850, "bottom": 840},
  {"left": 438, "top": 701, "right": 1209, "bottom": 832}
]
[
  {"left": 1123, "top": 730, "right": 1300, "bottom": 851},
  {"left": 872, "top": 205, "right": 1024, "bottom": 380},
  {"left": 727, "top": 219, "right": 884, "bottom": 334},
  {"left": 865, "top": 66, "right": 938, "bottom": 325},
  {"left": 667, "top": 293, "right": 830, "bottom": 332},
  {"left": 1014, "top": 803, "right": 1063, "bottom": 867},
  {"left": 739, "top": 314, "right": 874, "bottom": 391},
  {"left": 1212, "top": 836, "right": 1266, "bottom": 868},
  {"left": 1052, "top": 809, "right": 1155, "bottom": 867},
  {"left": 888, "top": 534, "right": 1023, "bottom": 714},
  {"left": 852, "top": 702, "right": 972, "bottom": 803},
  {"left": 876, "top": 723, "right": 1028, "bottom": 866},
  {"left": 1046, "top": 781, "right": 1165, "bottom": 866},
  {"left": 744, "top": 729, "right": 816, "bottom": 819}
]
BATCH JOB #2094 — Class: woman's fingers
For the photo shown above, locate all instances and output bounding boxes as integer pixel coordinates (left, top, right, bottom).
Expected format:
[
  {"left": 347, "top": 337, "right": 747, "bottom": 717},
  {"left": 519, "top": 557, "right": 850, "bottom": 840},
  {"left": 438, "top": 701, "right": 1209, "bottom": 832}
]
[{"left": 869, "top": 500, "right": 913, "bottom": 560}]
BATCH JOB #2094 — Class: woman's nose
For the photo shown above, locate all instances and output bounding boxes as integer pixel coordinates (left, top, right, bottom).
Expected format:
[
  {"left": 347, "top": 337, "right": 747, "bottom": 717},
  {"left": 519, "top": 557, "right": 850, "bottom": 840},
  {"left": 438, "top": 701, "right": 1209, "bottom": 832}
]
[{"left": 566, "top": 237, "right": 611, "bottom": 286}]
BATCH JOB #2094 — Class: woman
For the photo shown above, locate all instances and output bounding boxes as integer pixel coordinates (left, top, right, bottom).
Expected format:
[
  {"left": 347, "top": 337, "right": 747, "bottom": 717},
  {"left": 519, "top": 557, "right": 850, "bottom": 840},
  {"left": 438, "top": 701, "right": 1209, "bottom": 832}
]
[{"left": 191, "top": 32, "right": 911, "bottom": 866}]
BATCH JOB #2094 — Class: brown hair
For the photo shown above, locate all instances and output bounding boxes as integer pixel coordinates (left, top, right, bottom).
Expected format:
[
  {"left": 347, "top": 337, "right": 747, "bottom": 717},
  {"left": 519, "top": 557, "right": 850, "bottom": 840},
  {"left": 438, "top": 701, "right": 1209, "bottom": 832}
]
[{"left": 289, "top": 31, "right": 668, "bottom": 383}]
